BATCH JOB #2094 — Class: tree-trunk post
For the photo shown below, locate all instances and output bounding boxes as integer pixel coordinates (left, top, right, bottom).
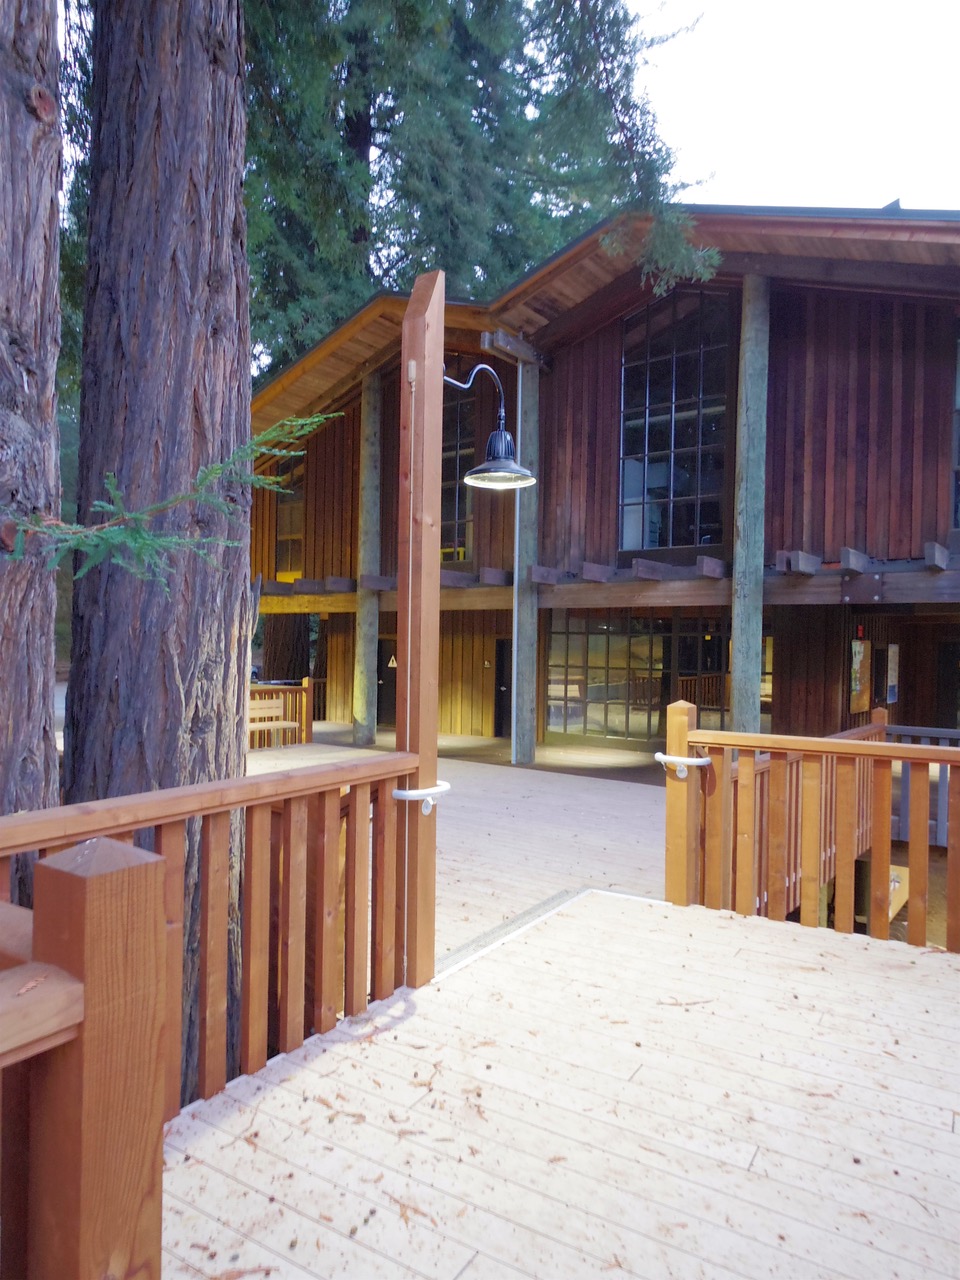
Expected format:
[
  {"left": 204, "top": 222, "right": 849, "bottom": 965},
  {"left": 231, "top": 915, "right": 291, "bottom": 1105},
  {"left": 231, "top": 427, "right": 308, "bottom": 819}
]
[
  {"left": 730, "top": 274, "right": 770, "bottom": 733},
  {"left": 27, "top": 837, "right": 165, "bottom": 1278},
  {"left": 664, "top": 701, "right": 700, "bottom": 906},
  {"left": 0, "top": 0, "right": 62, "bottom": 900},
  {"left": 395, "top": 272, "right": 444, "bottom": 988},
  {"left": 353, "top": 372, "right": 382, "bottom": 746},
  {"left": 512, "top": 360, "right": 540, "bottom": 765}
]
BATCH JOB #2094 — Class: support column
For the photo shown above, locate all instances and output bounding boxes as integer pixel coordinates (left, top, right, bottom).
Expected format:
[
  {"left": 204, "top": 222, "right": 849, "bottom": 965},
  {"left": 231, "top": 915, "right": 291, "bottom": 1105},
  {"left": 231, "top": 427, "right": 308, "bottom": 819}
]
[
  {"left": 512, "top": 361, "right": 540, "bottom": 765},
  {"left": 396, "top": 271, "right": 444, "bottom": 987},
  {"left": 731, "top": 275, "right": 770, "bottom": 733},
  {"left": 353, "top": 372, "right": 382, "bottom": 745}
]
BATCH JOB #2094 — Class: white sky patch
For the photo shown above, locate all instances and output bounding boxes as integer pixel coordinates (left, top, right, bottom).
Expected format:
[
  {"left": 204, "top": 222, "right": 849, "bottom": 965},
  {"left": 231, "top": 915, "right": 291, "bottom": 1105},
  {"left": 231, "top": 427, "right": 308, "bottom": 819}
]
[{"left": 631, "top": 0, "right": 960, "bottom": 211}]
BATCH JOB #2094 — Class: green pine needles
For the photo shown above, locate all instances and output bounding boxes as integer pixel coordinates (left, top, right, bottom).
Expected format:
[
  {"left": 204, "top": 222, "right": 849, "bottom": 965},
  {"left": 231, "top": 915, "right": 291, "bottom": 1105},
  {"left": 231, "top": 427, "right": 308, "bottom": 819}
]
[{"left": 10, "top": 416, "right": 326, "bottom": 587}]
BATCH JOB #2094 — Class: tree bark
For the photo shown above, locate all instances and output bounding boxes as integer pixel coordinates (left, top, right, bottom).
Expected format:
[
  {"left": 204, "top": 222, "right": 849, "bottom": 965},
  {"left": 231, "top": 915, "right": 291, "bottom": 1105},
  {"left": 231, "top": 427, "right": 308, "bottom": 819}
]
[
  {"left": 0, "top": 0, "right": 62, "bottom": 898},
  {"left": 65, "top": 0, "right": 250, "bottom": 1101}
]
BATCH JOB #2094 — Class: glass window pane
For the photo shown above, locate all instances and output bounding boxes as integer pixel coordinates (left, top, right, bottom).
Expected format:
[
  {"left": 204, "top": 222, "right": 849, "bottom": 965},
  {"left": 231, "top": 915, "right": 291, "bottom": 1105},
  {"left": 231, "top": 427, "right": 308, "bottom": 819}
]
[
  {"left": 623, "top": 363, "right": 645, "bottom": 412},
  {"left": 645, "top": 502, "right": 670, "bottom": 548},
  {"left": 647, "top": 357, "right": 673, "bottom": 406},
  {"left": 621, "top": 503, "right": 645, "bottom": 550},
  {"left": 647, "top": 414, "right": 671, "bottom": 454},
  {"left": 622, "top": 457, "right": 644, "bottom": 501},
  {"left": 703, "top": 346, "right": 728, "bottom": 396},
  {"left": 675, "top": 351, "right": 699, "bottom": 401},
  {"left": 646, "top": 455, "right": 671, "bottom": 500},
  {"left": 674, "top": 406, "right": 698, "bottom": 450},
  {"left": 623, "top": 421, "right": 645, "bottom": 456},
  {"left": 672, "top": 500, "right": 696, "bottom": 546}
]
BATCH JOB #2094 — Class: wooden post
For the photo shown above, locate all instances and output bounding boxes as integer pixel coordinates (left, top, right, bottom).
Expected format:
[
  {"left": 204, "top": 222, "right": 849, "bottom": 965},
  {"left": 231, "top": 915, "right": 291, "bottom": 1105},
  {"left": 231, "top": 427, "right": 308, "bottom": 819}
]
[
  {"left": 730, "top": 275, "right": 770, "bottom": 733},
  {"left": 354, "top": 372, "right": 382, "bottom": 746},
  {"left": 27, "top": 837, "right": 165, "bottom": 1278},
  {"left": 512, "top": 360, "right": 540, "bottom": 765},
  {"left": 664, "top": 701, "right": 700, "bottom": 905},
  {"left": 396, "top": 272, "right": 444, "bottom": 988}
]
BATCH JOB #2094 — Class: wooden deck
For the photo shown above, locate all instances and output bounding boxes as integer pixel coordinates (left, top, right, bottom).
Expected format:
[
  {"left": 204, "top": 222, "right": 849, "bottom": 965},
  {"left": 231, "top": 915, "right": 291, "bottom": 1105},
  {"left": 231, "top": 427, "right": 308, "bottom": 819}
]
[{"left": 163, "top": 889, "right": 960, "bottom": 1279}]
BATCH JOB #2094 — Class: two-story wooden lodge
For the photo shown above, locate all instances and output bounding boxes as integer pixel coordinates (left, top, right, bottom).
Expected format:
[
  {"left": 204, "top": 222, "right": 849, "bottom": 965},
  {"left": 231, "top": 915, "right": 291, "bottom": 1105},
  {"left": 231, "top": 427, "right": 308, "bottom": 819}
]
[{"left": 250, "top": 204, "right": 960, "bottom": 762}]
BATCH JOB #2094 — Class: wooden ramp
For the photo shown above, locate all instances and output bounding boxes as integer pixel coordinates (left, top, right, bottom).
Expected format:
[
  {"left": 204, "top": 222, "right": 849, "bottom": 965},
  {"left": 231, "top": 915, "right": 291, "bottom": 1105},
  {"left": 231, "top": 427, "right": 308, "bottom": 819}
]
[{"left": 162, "top": 892, "right": 960, "bottom": 1279}]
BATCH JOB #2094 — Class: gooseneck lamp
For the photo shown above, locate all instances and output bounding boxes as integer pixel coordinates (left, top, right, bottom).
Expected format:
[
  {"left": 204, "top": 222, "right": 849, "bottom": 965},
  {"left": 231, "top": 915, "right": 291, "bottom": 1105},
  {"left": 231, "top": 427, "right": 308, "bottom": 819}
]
[{"left": 442, "top": 363, "right": 536, "bottom": 490}]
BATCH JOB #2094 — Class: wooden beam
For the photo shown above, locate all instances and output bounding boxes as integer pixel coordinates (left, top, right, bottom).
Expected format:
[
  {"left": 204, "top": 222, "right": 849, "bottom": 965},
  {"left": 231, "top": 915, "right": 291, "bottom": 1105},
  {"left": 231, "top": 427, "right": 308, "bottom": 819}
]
[
  {"left": 358, "top": 573, "right": 397, "bottom": 591},
  {"left": 840, "top": 547, "right": 873, "bottom": 574},
  {"left": 719, "top": 251, "right": 960, "bottom": 299},
  {"left": 395, "top": 271, "right": 444, "bottom": 990},
  {"left": 731, "top": 274, "right": 770, "bottom": 733},
  {"left": 774, "top": 550, "right": 822, "bottom": 576},
  {"left": 440, "top": 568, "right": 479, "bottom": 587},
  {"left": 478, "top": 566, "right": 513, "bottom": 586},
  {"left": 631, "top": 558, "right": 691, "bottom": 581},
  {"left": 696, "top": 556, "right": 728, "bottom": 579},
  {"left": 481, "top": 328, "right": 544, "bottom": 365},
  {"left": 259, "top": 593, "right": 357, "bottom": 615},
  {"left": 582, "top": 561, "right": 615, "bottom": 582},
  {"left": 531, "top": 564, "right": 571, "bottom": 585},
  {"left": 260, "top": 579, "right": 295, "bottom": 596},
  {"left": 925, "top": 541, "right": 950, "bottom": 571},
  {"left": 353, "top": 372, "right": 381, "bottom": 747}
]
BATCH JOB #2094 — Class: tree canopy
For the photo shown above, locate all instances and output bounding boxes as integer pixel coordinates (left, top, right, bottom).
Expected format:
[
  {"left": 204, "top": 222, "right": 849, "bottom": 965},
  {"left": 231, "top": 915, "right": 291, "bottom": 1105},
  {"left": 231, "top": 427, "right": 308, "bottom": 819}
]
[{"left": 62, "top": 0, "right": 707, "bottom": 382}]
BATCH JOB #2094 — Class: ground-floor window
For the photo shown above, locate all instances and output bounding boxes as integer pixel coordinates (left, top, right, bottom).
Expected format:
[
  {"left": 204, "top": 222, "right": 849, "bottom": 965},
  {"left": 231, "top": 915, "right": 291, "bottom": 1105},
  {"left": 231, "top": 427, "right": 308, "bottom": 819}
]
[{"left": 546, "top": 610, "right": 772, "bottom": 744}]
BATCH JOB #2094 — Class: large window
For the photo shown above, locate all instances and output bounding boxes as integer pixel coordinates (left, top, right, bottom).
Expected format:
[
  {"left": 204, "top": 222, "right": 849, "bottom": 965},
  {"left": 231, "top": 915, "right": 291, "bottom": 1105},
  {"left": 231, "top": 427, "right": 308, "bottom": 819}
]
[
  {"left": 620, "top": 290, "right": 732, "bottom": 551},
  {"left": 546, "top": 610, "right": 772, "bottom": 744},
  {"left": 275, "top": 453, "right": 305, "bottom": 579},
  {"left": 441, "top": 381, "right": 475, "bottom": 561},
  {"left": 954, "top": 336, "right": 960, "bottom": 528}
]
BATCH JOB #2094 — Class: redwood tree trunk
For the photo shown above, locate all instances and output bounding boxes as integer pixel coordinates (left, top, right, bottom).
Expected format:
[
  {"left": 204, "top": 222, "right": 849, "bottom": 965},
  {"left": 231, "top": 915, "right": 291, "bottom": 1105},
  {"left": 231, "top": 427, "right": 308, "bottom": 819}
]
[
  {"left": 0, "top": 1, "right": 61, "bottom": 896},
  {"left": 262, "top": 612, "right": 310, "bottom": 680},
  {"left": 65, "top": 0, "right": 250, "bottom": 1099}
]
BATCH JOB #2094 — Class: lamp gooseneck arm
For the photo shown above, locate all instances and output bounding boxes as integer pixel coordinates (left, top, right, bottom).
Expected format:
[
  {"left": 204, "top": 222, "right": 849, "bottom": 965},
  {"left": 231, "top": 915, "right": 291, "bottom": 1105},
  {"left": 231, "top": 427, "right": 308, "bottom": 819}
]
[{"left": 442, "top": 363, "right": 506, "bottom": 429}]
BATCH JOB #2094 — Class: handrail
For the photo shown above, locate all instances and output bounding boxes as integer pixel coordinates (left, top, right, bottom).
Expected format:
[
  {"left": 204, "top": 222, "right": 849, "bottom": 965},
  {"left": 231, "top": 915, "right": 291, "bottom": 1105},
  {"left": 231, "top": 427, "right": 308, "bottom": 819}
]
[
  {"left": 688, "top": 727, "right": 960, "bottom": 765},
  {"left": 0, "top": 960, "right": 84, "bottom": 1070},
  {"left": 0, "top": 752, "right": 418, "bottom": 858}
]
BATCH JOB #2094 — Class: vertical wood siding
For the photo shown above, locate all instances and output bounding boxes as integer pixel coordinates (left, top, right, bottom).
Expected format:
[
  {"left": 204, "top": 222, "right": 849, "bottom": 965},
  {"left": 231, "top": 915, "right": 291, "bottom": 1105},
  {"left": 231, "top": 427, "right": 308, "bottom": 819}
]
[
  {"left": 766, "top": 290, "right": 955, "bottom": 563},
  {"left": 325, "top": 614, "right": 355, "bottom": 723},
  {"left": 306, "top": 402, "right": 360, "bottom": 579},
  {"left": 437, "top": 610, "right": 510, "bottom": 735},
  {"left": 250, "top": 484, "right": 276, "bottom": 581},
  {"left": 539, "top": 320, "right": 624, "bottom": 571}
]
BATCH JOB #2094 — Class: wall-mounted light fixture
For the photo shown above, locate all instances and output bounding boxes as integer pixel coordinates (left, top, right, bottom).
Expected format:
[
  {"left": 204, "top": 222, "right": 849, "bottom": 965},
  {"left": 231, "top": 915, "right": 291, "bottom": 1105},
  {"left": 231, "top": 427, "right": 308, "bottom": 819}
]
[{"left": 442, "top": 363, "right": 536, "bottom": 490}]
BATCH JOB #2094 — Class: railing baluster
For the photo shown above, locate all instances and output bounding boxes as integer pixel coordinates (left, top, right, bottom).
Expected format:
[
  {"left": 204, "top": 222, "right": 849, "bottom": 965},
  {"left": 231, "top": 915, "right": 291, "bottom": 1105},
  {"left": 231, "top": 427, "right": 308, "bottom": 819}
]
[
  {"left": 703, "top": 747, "right": 731, "bottom": 909},
  {"left": 278, "top": 797, "right": 308, "bottom": 1053},
  {"left": 907, "top": 762, "right": 930, "bottom": 947},
  {"left": 834, "top": 755, "right": 857, "bottom": 933},
  {"left": 345, "top": 783, "right": 371, "bottom": 1017},
  {"left": 199, "top": 810, "right": 230, "bottom": 1099},
  {"left": 869, "top": 759, "right": 892, "bottom": 940},
  {"left": 314, "top": 789, "right": 342, "bottom": 1034},
  {"left": 767, "top": 753, "right": 788, "bottom": 920},
  {"left": 947, "top": 765, "right": 960, "bottom": 954},
  {"left": 800, "top": 754, "right": 822, "bottom": 927},
  {"left": 155, "top": 819, "right": 186, "bottom": 1119},
  {"left": 372, "top": 778, "right": 398, "bottom": 1000},
  {"left": 394, "top": 791, "right": 407, "bottom": 986},
  {"left": 241, "top": 803, "right": 272, "bottom": 1074},
  {"left": 735, "top": 751, "right": 757, "bottom": 916}
]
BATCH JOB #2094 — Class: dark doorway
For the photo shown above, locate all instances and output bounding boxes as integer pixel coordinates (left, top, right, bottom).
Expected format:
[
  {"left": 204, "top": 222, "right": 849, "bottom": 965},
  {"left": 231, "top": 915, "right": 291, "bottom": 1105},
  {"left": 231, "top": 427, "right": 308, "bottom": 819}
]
[
  {"left": 377, "top": 640, "right": 397, "bottom": 728},
  {"left": 494, "top": 639, "right": 512, "bottom": 738},
  {"left": 937, "top": 642, "right": 960, "bottom": 729}
]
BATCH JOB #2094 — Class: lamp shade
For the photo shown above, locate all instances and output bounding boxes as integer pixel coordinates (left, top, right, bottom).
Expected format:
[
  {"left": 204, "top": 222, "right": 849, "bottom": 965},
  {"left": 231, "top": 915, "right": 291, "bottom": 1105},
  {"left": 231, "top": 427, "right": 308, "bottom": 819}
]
[{"left": 464, "top": 425, "right": 536, "bottom": 490}]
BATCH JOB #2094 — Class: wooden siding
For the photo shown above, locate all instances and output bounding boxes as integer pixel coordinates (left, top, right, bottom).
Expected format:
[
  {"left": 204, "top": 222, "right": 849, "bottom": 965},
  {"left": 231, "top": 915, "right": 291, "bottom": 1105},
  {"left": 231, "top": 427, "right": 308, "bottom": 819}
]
[
  {"left": 766, "top": 290, "right": 956, "bottom": 563},
  {"left": 540, "top": 320, "right": 623, "bottom": 572},
  {"left": 325, "top": 615, "right": 355, "bottom": 724},
  {"left": 772, "top": 606, "right": 892, "bottom": 737},
  {"left": 438, "top": 610, "right": 510, "bottom": 735},
  {"left": 250, "top": 484, "right": 276, "bottom": 583},
  {"left": 306, "top": 403, "right": 359, "bottom": 579}
]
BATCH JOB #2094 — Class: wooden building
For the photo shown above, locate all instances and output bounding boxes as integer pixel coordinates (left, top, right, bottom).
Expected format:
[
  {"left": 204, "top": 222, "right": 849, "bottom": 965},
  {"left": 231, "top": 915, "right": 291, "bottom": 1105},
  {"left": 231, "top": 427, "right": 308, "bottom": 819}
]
[{"left": 251, "top": 204, "right": 960, "bottom": 761}]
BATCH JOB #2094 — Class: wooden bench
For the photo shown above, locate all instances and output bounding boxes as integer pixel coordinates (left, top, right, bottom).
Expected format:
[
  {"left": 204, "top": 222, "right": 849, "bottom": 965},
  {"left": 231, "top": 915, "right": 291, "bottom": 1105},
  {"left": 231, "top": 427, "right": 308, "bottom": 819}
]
[{"left": 248, "top": 695, "right": 299, "bottom": 749}]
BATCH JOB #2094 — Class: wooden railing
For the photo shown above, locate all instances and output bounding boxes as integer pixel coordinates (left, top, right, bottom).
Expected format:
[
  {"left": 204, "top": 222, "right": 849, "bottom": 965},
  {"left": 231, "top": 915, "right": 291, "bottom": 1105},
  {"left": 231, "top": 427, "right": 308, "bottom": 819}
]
[
  {"left": 887, "top": 723, "right": 960, "bottom": 847},
  {"left": 664, "top": 701, "right": 960, "bottom": 952},
  {"left": 0, "top": 751, "right": 418, "bottom": 1274},
  {"left": 1, "top": 838, "right": 164, "bottom": 1277},
  {"left": 249, "top": 677, "right": 313, "bottom": 747}
]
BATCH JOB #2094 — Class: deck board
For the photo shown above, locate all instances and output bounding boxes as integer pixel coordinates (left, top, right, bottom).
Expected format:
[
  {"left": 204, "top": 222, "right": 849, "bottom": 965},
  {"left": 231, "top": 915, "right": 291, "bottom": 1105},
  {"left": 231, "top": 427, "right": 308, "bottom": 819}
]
[{"left": 164, "top": 892, "right": 960, "bottom": 1279}]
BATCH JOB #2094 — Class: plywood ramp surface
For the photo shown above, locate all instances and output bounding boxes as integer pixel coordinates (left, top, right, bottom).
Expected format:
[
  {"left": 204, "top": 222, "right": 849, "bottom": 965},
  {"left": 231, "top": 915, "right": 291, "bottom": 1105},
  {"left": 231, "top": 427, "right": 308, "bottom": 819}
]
[{"left": 163, "top": 893, "right": 960, "bottom": 1279}]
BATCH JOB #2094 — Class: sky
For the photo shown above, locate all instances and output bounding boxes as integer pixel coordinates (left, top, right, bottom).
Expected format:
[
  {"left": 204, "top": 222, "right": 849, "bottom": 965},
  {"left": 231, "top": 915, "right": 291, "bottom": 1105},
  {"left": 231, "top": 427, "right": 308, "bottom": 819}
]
[{"left": 633, "top": 0, "right": 960, "bottom": 212}]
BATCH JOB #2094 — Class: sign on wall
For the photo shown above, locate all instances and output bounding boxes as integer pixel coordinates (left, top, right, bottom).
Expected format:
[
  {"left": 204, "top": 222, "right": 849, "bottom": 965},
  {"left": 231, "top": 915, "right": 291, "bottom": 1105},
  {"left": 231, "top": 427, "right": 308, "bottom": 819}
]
[
  {"left": 887, "top": 643, "right": 899, "bottom": 704},
  {"left": 850, "top": 639, "right": 872, "bottom": 715}
]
